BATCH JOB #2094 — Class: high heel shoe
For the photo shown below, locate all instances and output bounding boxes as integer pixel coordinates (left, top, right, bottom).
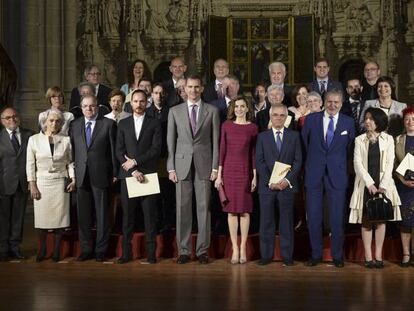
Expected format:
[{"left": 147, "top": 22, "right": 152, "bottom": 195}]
[
  {"left": 231, "top": 248, "right": 239, "bottom": 264},
  {"left": 400, "top": 254, "right": 411, "bottom": 268}
]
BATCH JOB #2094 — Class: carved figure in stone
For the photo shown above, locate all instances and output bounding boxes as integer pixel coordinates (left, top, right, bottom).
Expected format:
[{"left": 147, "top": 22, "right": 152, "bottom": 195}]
[
  {"left": 98, "top": 0, "right": 121, "bottom": 37},
  {"left": 144, "top": 0, "right": 169, "bottom": 37},
  {"left": 77, "top": 35, "right": 93, "bottom": 60},
  {"left": 344, "top": 1, "right": 377, "bottom": 33},
  {"left": 318, "top": 31, "right": 327, "bottom": 57},
  {"left": 166, "top": 0, "right": 187, "bottom": 33},
  {"left": 0, "top": 44, "right": 17, "bottom": 107}
]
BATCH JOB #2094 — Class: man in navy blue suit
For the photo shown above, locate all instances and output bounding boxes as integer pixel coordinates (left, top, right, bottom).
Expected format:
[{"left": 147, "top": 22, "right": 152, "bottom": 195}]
[
  {"left": 209, "top": 74, "right": 240, "bottom": 123},
  {"left": 301, "top": 90, "right": 355, "bottom": 268},
  {"left": 256, "top": 104, "right": 302, "bottom": 266},
  {"left": 309, "top": 58, "right": 343, "bottom": 99}
]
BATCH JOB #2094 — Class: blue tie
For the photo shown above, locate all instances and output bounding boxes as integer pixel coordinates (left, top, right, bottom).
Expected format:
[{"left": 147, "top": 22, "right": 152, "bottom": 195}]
[
  {"left": 85, "top": 121, "right": 92, "bottom": 148},
  {"left": 275, "top": 131, "right": 282, "bottom": 152},
  {"left": 326, "top": 116, "right": 334, "bottom": 147}
]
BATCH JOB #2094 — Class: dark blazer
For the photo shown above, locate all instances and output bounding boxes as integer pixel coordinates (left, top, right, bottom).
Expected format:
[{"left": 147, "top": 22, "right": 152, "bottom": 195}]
[
  {"left": 202, "top": 81, "right": 218, "bottom": 103},
  {"left": 0, "top": 127, "right": 34, "bottom": 195},
  {"left": 256, "top": 128, "right": 302, "bottom": 194},
  {"left": 162, "top": 79, "right": 182, "bottom": 108},
  {"left": 146, "top": 104, "right": 169, "bottom": 158},
  {"left": 309, "top": 79, "right": 343, "bottom": 96},
  {"left": 209, "top": 98, "right": 228, "bottom": 123},
  {"left": 69, "top": 84, "right": 112, "bottom": 112},
  {"left": 282, "top": 84, "right": 293, "bottom": 107},
  {"left": 340, "top": 99, "right": 365, "bottom": 133},
  {"left": 116, "top": 115, "right": 162, "bottom": 179},
  {"left": 70, "top": 116, "right": 117, "bottom": 188},
  {"left": 255, "top": 103, "right": 295, "bottom": 132},
  {"left": 301, "top": 111, "right": 355, "bottom": 190}
]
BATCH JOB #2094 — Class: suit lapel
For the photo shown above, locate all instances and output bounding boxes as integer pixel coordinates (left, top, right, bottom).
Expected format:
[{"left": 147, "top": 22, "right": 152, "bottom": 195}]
[
  {"left": 328, "top": 113, "right": 344, "bottom": 150},
  {"left": 195, "top": 102, "right": 208, "bottom": 135},
  {"left": 180, "top": 103, "right": 193, "bottom": 139},
  {"left": 136, "top": 115, "right": 149, "bottom": 143},
  {"left": 0, "top": 129, "right": 14, "bottom": 153},
  {"left": 279, "top": 128, "right": 289, "bottom": 160},
  {"left": 90, "top": 118, "right": 102, "bottom": 148},
  {"left": 266, "top": 129, "right": 279, "bottom": 159},
  {"left": 317, "top": 112, "right": 327, "bottom": 149},
  {"left": 17, "top": 129, "right": 30, "bottom": 156}
]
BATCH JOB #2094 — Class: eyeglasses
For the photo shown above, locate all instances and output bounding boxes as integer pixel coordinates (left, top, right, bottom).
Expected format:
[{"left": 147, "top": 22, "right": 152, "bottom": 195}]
[
  {"left": 1, "top": 115, "right": 18, "bottom": 120},
  {"left": 81, "top": 105, "right": 98, "bottom": 109},
  {"left": 88, "top": 72, "right": 101, "bottom": 76},
  {"left": 51, "top": 95, "right": 63, "bottom": 99},
  {"left": 364, "top": 68, "right": 378, "bottom": 72}
]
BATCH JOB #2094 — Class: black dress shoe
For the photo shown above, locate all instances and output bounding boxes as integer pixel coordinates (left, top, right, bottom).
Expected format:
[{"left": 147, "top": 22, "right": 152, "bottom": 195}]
[
  {"left": 95, "top": 253, "right": 106, "bottom": 262},
  {"left": 198, "top": 253, "right": 209, "bottom": 264},
  {"left": 140, "top": 258, "right": 156, "bottom": 264},
  {"left": 176, "top": 255, "right": 191, "bottom": 264},
  {"left": 257, "top": 258, "right": 272, "bottom": 266},
  {"left": 76, "top": 253, "right": 94, "bottom": 261},
  {"left": 9, "top": 250, "right": 25, "bottom": 260},
  {"left": 282, "top": 259, "right": 294, "bottom": 266},
  {"left": 400, "top": 254, "right": 411, "bottom": 268},
  {"left": 375, "top": 260, "right": 384, "bottom": 269},
  {"left": 333, "top": 259, "right": 344, "bottom": 268},
  {"left": 305, "top": 258, "right": 322, "bottom": 267},
  {"left": 364, "top": 260, "right": 375, "bottom": 269},
  {"left": 117, "top": 257, "right": 132, "bottom": 264}
]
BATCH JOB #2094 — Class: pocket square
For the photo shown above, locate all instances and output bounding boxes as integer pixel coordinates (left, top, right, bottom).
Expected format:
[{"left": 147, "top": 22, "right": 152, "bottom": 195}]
[{"left": 340, "top": 131, "right": 348, "bottom": 135}]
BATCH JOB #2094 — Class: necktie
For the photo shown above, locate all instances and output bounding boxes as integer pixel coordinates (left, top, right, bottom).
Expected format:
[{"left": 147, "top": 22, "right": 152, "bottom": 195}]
[
  {"left": 11, "top": 130, "right": 20, "bottom": 154},
  {"left": 351, "top": 101, "right": 359, "bottom": 129},
  {"left": 320, "top": 81, "right": 326, "bottom": 94},
  {"left": 85, "top": 121, "right": 92, "bottom": 147},
  {"left": 217, "top": 83, "right": 224, "bottom": 99},
  {"left": 275, "top": 131, "right": 282, "bottom": 153},
  {"left": 326, "top": 116, "right": 334, "bottom": 147},
  {"left": 190, "top": 105, "right": 198, "bottom": 136}
]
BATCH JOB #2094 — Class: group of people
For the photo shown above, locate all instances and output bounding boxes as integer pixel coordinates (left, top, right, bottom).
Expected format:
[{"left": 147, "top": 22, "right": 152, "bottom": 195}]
[{"left": 0, "top": 56, "right": 413, "bottom": 270}]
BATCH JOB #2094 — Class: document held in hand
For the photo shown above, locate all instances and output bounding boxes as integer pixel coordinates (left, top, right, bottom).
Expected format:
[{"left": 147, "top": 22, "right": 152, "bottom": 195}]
[
  {"left": 126, "top": 173, "right": 160, "bottom": 198},
  {"left": 269, "top": 161, "right": 291, "bottom": 184},
  {"left": 396, "top": 153, "right": 414, "bottom": 176}
]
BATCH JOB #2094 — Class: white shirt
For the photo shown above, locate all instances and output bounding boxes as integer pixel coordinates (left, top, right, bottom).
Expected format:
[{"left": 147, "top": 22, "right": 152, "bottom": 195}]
[
  {"left": 215, "top": 79, "right": 222, "bottom": 91},
  {"left": 317, "top": 78, "right": 328, "bottom": 92},
  {"left": 84, "top": 116, "right": 97, "bottom": 135},
  {"left": 272, "top": 126, "right": 284, "bottom": 143},
  {"left": 224, "top": 96, "right": 231, "bottom": 108},
  {"left": 187, "top": 100, "right": 201, "bottom": 122},
  {"left": 95, "top": 84, "right": 100, "bottom": 96},
  {"left": 133, "top": 113, "right": 145, "bottom": 140},
  {"left": 6, "top": 127, "right": 21, "bottom": 145},
  {"left": 323, "top": 111, "right": 339, "bottom": 140}
]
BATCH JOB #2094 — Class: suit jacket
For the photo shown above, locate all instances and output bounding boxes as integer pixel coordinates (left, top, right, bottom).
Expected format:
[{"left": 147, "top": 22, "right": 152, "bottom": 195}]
[
  {"left": 0, "top": 127, "right": 34, "bottom": 195},
  {"left": 361, "top": 99, "right": 407, "bottom": 137},
  {"left": 26, "top": 132, "right": 74, "bottom": 181},
  {"left": 146, "top": 104, "right": 169, "bottom": 158},
  {"left": 202, "top": 81, "right": 218, "bottom": 103},
  {"left": 349, "top": 132, "right": 401, "bottom": 223},
  {"left": 70, "top": 116, "right": 117, "bottom": 188},
  {"left": 69, "top": 83, "right": 112, "bottom": 112},
  {"left": 309, "top": 79, "right": 343, "bottom": 96},
  {"left": 167, "top": 101, "right": 220, "bottom": 180},
  {"left": 256, "top": 128, "right": 302, "bottom": 194},
  {"left": 209, "top": 98, "right": 228, "bottom": 123},
  {"left": 255, "top": 103, "right": 295, "bottom": 132},
  {"left": 162, "top": 79, "right": 181, "bottom": 108},
  {"left": 116, "top": 114, "right": 162, "bottom": 179},
  {"left": 340, "top": 99, "right": 365, "bottom": 134},
  {"left": 283, "top": 84, "right": 293, "bottom": 107},
  {"left": 301, "top": 111, "right": 355, "bottom": 189}
]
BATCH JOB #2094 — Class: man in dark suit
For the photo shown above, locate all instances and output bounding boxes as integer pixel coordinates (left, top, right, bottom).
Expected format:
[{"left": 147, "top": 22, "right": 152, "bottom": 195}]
[
  {"left": 70, "top": 94, "right": 117, "bottom": 262},
  {"left": 202, "top": 58, "right": 229, "bottom": 103},
  {"left": 268, "top": 62, "right": 292, "bottom": 107},
  {"left": 69, "top": 64, "right": 112, "bottom": 113},
  {"left": 209, "top": 74, "right": 240, "bottom": 123},
  {"left": 167, "top": 75, "right": 220, "bottom": 264},
  {"left": 0, "top": 108, "right": 33, "bottom": 261},
  {"left": 340, "top": 78, "right": 365, "bottom": 134},
  {"left": 163, "top": 57, "right": 187, "bottom": 108},
  {"left": 309, "top": 58, "right": 343, "bottom": 99},
  {"left": 301, "top": 90, "right": 355, "bottom": 268},
  {"left": 361, "top": 61, "right": 380, "bottom": 101},
  {"left": 256, "top": 85, "right": 295, "bottom": 132},
  {"left": 116, "top": 90, "right": 162, "bottom": 264},
  {"left": 256, "top": 104, "right": 302, "bottom": 266}
]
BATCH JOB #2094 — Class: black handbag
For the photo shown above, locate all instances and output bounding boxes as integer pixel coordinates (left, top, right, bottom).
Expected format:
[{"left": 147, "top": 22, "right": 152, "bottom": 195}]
[
  {"left": 365, "top": 193, "right": 394, "bottom": 221},
  {"left": 404, "top": 169, "right": 414, "bottom": 181}
]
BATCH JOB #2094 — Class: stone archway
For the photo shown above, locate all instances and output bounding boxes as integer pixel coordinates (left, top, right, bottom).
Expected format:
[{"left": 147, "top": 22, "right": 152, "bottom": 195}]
[
  {"left": 338, "top": 58, "right": 365, "bottom": 86},
  {"left": 153, "top": 61, "right": 172, "bottom": 83}
]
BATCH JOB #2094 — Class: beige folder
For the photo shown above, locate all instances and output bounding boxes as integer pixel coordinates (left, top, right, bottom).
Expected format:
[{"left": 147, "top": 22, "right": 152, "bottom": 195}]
[
  {"left": 126, "top": 173, "right": 160, "bottom": 198},
  {"left": 396, "top": 153, "right": 414, "bottom": 176},
  {"left": 269, "top": 161, "right": 291, "bottom": 184}
]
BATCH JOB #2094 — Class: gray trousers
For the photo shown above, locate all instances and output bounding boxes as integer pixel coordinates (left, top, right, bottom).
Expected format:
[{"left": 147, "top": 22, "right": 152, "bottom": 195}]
[{"left": 176, "top": 165, "right": 211, "bottom": 257}]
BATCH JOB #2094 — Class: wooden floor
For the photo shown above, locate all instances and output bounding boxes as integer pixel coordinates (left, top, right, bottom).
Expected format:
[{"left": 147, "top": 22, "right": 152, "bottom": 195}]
[{"left": 1, "top": 207, "right": 413, "bottom": 311}]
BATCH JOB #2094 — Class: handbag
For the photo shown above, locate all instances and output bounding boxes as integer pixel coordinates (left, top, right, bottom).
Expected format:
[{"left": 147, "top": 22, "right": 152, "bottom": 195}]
[
  {"left": 217, "top": 184, "right": 229, "bottom": 207},
  {"left": 365, "top": 193, "right": 394, "bottom": 221},
  {"left": 404, "top": 169, "right": 414, "bottom": 181}
]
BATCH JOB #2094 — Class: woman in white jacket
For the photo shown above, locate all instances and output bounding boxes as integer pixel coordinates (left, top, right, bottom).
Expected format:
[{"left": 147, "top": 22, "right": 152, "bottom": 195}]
[{"left": 349, "top": 107, "right": 401, "bottom": 268}]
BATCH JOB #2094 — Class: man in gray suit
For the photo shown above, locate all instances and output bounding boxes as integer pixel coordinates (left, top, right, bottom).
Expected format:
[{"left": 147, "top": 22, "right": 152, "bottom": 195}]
[
  {"left": 167, "top": 75, "right": 220, "bottom": 264},
  {"left": 0, "top": 108, "right": 34, "bottom": 261}
]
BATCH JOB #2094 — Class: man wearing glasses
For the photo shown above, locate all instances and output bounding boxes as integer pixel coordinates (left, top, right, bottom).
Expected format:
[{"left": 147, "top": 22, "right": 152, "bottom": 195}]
[
  {"left": 69, "top": 64, "right": 112, "bottom": 112},
  {"left": 0, "top": 108, "right": 34, "bottom": 261},
  {"left": 361, "top": 61, "right": 381, "bottom": 101}
]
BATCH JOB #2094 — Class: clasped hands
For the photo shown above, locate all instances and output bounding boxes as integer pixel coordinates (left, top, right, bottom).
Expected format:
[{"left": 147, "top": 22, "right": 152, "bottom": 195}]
[
  {"left": 269, "top": 179, "right": 289, "bottom": 191},
  {"left": 367, "top": 184, "right": 386, "bottom": 195}
]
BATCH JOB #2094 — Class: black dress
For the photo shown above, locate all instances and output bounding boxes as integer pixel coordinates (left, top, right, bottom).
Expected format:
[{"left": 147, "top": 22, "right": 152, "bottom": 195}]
[
  {"left": 397, "top": 136, "right": 414, "bottom": 227},
  {"left": 363, "top": 140, "right": 380, "bottom": 222}
]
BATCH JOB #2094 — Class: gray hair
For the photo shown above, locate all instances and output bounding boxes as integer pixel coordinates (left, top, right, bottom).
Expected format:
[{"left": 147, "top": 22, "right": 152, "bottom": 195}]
[
  {"left": 324, "top": 89, "right": 343, "bottom": 103},
  {"left": 268, "top": 62, "right": 286, "bottom": 74},
  {"left": 267, "top": 84, "right": 284, "bottom": 95},
  {"left": 307, "top": 91, "right": 322, "bottom": 102},
  {"left": 40, "top": 108, "right": 64, "bottom": 133},
  {"left": 269, "top": 104, "right": 288, "bottom": 116},
  {"left": 83, "top": 64, "right": 100, "bottom": 78},
  {"left": 78, "top": 81, "right": 95, "bottom": 94}
]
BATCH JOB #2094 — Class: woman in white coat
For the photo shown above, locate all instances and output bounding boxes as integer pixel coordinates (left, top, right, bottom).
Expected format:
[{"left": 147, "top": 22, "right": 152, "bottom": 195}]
[
  {"left": 350, "top": 107, "right": 401, "bottom": 268},
  {"left": 27, "top": 109, "right": 76, "bottom": 262}
]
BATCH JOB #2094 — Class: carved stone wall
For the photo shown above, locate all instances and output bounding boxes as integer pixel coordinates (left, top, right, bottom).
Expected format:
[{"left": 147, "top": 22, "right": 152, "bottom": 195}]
[{"left": 1, "top": 0, "right": 414, "bottom": 128}]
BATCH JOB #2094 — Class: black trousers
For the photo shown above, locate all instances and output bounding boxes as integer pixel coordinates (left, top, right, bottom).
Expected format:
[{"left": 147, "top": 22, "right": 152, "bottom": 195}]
[
  {"left": 120, "top": 179, "right": 157, "bottom": 260},
  {"left": 0, "top": 185, "right": 28, "bottom": 254}
]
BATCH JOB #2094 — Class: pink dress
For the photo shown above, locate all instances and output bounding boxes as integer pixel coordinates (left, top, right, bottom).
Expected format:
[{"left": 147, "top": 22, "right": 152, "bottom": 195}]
[{"left": 219, "top": 121, "right": 258, "bottom": 213}]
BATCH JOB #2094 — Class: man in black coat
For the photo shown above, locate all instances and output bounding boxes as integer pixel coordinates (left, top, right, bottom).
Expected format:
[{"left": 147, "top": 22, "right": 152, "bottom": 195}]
[
  {"left": 0, "top": 108, "right": 34, "bottom": 261},
  {"left": 70, "top": 94, "right": 117, "bottom": 262},
  {"left": 116, "top": 90, "right": 162, "bottom": 264}
]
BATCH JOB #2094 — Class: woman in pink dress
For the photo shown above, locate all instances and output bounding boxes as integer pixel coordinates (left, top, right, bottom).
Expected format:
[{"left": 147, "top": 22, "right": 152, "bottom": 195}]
[{"left": 215, "top": 96, "right": 258, "bottom": 264}]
